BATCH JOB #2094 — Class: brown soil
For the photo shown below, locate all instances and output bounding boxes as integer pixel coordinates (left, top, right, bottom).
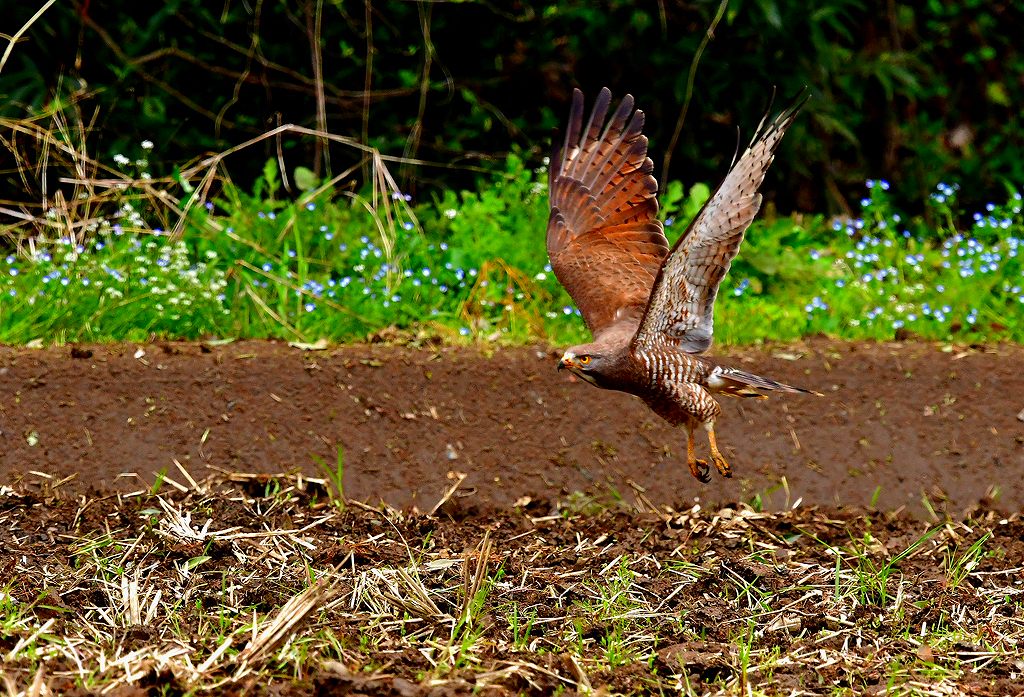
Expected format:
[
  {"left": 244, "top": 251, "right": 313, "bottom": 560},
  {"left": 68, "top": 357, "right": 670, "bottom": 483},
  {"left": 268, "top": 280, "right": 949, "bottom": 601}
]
[
  {"left": 2, "top": 471, "right": 1022, "bottom": 696},
  {"left": 1, "top": 339, "right": 1023, "bottom": 515}
]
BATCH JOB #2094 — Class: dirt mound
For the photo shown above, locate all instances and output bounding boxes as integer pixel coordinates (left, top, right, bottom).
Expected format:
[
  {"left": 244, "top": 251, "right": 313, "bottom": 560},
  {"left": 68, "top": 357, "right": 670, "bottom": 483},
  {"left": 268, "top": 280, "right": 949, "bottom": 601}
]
[{"left": 1, "top": 339, "right": 1022, "bottom": 516}]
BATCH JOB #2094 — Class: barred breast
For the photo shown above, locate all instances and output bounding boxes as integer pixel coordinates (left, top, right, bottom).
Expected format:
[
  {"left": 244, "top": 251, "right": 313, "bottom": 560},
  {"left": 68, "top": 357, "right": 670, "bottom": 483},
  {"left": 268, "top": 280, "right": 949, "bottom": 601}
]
[{"left": 633, "top": 348, "right": 721, "bottom": 425}]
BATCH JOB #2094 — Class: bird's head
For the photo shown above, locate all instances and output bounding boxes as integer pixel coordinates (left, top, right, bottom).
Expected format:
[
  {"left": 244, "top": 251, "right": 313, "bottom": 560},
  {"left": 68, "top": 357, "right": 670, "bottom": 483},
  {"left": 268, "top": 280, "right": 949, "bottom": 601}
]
[{"left": 557, "top": 344, "right": 611, "bottom": 387}]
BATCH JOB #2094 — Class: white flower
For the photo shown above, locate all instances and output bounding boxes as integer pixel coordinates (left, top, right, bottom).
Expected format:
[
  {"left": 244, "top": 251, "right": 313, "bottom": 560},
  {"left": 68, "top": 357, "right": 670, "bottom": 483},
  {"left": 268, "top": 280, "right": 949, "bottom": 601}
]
[
  {"left": 140, "top": 140, "right": 154, "bottom": 150},
  {"left": 113, "top": 154, "right": 130, "bottom": 166},
  {"left": 444, "top": 208, "right": 457, "bottom": 219}
]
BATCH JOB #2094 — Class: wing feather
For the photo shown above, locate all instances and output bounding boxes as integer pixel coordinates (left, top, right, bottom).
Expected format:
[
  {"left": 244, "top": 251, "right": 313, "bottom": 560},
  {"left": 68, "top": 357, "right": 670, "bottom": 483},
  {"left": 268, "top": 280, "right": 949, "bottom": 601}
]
[
  {"left": 633, "top": 91, "right": 807, "bottom": 354},
  {"left": 547, "top": 87, "right": 670, "bottom": 337}
]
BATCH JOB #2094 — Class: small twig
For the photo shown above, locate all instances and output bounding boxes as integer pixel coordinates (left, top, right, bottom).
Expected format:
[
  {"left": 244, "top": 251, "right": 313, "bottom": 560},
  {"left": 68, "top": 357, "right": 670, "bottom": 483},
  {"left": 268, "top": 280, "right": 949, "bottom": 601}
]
[
  {"left": 661, "top": 0, "right": 729, "bottom": 186},
  {"left": 0, "top": 0, "right": 58, "bottom": 76},
  {"left": 428, "top": 471, "right": 468, "bottom": 516}
]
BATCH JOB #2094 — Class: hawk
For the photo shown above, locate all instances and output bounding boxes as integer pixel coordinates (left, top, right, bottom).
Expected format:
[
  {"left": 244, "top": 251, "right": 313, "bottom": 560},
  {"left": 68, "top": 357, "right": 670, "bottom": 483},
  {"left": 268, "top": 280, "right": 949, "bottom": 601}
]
[{"left": 548, "top": 87, "right": 818, "bottom": 482}]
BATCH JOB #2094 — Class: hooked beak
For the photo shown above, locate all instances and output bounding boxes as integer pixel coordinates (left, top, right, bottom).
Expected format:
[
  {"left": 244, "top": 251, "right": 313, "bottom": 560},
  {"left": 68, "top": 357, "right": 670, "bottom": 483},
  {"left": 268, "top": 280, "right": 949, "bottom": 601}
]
[{"left": 557, "top": 352, "right": 576, "bottom": 372}]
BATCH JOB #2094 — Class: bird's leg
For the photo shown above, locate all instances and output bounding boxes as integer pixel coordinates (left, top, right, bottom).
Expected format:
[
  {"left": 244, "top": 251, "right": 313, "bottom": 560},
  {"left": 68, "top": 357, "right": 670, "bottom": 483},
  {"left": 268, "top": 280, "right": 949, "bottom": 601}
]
[
  {"left": 686, "top": 424, "right": 711, "bottom": 483},
  {"left": 704, "top": 422, "right": 732, "bottom": 478}
]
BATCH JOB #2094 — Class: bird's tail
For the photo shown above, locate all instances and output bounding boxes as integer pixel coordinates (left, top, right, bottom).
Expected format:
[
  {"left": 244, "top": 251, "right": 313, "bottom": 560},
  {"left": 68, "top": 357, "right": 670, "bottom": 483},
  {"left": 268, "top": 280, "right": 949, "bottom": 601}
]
[{"left": 707, "top": 366, "right": 823, "bottom": 398}]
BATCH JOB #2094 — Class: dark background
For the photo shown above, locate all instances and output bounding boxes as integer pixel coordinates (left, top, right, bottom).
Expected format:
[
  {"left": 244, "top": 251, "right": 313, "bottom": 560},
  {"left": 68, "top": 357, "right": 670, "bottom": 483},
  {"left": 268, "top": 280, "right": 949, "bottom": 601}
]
[{"left": 2, "top": 0, "right": 1022, "bottom": 213}]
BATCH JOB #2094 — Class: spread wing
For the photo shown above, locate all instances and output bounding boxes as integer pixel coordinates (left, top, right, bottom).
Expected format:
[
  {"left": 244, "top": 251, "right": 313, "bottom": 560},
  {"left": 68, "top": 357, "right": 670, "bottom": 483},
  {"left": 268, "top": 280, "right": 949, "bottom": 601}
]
[
  {"left": 547, "top": 87, "right": 670, "bottom": 338},
  {"left": 633, "top": 93, "right": 806, "bottom": 354}
]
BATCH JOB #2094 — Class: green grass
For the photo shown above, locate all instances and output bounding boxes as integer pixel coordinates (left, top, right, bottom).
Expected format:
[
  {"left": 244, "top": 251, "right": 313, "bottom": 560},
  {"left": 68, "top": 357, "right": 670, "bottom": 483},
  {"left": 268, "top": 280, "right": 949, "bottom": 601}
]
[{"left": 1, "top": 145, "right": 1022, "bottom": 347}]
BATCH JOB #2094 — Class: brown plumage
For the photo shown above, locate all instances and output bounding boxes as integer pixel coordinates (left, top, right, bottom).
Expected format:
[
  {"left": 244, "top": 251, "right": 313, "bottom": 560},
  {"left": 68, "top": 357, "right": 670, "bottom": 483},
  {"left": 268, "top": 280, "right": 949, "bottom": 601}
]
[{"left": 549, "top": 87, "right": 818, "bottom": 482}]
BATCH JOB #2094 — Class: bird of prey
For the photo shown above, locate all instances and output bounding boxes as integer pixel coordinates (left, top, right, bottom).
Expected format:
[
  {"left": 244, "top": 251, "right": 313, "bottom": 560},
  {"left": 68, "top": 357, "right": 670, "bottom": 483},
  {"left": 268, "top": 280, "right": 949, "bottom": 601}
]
[{"left": 548, "top": 87, "right": 817, "bottom": 482}]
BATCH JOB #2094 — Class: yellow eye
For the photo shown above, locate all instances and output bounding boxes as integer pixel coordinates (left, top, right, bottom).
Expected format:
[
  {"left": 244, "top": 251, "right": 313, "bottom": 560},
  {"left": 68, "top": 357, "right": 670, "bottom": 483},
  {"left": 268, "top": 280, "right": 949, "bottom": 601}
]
[{"left": 579, "top": 355, "right": 591, "bottom": 365}]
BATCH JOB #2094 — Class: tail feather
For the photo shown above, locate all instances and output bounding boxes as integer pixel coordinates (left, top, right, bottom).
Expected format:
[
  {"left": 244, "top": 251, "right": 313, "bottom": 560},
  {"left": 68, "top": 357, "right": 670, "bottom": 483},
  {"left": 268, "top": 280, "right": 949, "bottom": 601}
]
[{"left": 707, "top": 366, "right": 823, "bottom": 398}]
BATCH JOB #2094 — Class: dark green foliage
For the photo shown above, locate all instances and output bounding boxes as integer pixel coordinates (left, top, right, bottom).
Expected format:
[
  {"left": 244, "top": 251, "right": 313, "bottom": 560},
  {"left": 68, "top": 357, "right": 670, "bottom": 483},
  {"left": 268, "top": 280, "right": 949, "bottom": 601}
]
[{"left": 1, "top": 0, "right": 1022, "bottom": 212}]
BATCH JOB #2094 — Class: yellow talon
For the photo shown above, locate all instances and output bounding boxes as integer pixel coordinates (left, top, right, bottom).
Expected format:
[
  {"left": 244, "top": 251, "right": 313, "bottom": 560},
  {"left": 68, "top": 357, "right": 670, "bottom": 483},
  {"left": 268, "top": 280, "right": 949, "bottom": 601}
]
[
  {"left": 686, "top": 427, "right": 712, "bottom": 482},
  {"left": 706, "top": 425, "right": 733, "bottom": 478}
]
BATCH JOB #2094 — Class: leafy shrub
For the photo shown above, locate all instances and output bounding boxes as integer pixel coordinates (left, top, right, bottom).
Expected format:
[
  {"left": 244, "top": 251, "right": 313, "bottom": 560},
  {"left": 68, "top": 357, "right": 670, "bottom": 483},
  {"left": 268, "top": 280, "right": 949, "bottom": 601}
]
[
  {"left": 3, "top": 0, "right": 1022, "bottom": 213},
  {"left": 1, "top": 154, "right": 1021, "bottom": 347}
]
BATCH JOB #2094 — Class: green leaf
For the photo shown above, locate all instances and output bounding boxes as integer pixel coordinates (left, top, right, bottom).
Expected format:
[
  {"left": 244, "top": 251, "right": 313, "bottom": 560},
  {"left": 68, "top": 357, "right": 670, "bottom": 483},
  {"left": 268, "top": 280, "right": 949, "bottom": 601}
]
[
  {"left": 986, "top": 82, "right": 1010, "bottom": 107},
  {"left": 186, "top": 555, "right": 212, "bottom": 570},
  {"left": 294, "top": 166, "right": 319, "bottom": 191},
  {"left": 262, "top": 159, "right": 280, "bottom": 200}
]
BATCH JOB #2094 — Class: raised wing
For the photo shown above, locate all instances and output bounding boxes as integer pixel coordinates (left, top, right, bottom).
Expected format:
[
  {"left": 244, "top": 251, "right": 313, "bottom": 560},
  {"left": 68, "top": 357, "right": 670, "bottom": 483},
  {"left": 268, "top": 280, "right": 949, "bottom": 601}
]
[
  {"left": 547, "top": 87, "right": 670, "bottom": 337},
  {"left": 633, "top": 93, "right": 806, "bottom": 354}
]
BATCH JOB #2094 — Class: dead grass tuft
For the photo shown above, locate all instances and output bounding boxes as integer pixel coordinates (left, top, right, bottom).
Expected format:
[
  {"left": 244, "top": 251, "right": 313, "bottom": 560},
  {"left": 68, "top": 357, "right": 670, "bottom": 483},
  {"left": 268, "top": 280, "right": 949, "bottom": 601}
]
[{"left": 1, "top": 470, "right": 1021, "bottom": 696}]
